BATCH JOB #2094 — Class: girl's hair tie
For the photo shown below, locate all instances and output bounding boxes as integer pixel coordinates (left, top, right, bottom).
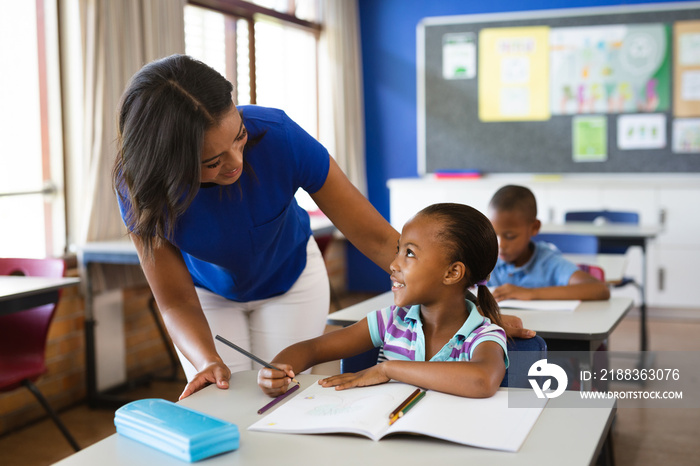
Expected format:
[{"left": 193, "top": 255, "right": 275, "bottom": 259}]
[{"left": 475, "top": 279, "right": 488, "bottom": 287}]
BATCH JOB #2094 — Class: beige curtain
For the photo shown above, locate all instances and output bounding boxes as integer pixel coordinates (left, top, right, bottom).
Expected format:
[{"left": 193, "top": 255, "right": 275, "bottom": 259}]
[
  {"left": 79, "top": 0, "right": 185, "bottom": 245},
  {"left": 319, "top": 0, "right": 367, "bottom": 196},
  {"left": 61, "top": 0, "right": 185, "bottom": 291}
]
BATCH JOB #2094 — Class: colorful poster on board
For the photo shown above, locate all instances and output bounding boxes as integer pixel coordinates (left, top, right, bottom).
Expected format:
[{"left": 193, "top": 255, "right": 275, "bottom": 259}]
[
  {"left": 672, "top": 119, "right": 700, "bottom": 153},
  {"left": 550, "top": 24, "right": 670, "bottom": 115},
  {"left": 478, "top": 26, "right": 550, "bottom": 122},
  {"left": 617, "top": 114, "right": 666, "bottom": 150},
  {"left": 573, "top": 115, "right": 607, "bottom": 162},
  {"left": 674, "top": 21, "right": 700, "bottom": 117},
  {"left": 443, "top": 33, "right": 476, "bottom": 79}
]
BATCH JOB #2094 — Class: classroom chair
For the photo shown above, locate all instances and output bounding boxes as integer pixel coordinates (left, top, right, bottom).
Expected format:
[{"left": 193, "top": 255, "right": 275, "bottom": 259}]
[
  {"left": 340, "top": 336, "right": 548, "bottom": 389},
  {"left": 577, "top": 263, "right": 606, "bottom": 281},
  {"left": 499, "top": 335, "right": 548, "bottom": 388},
  {"left": 0, "top": 258, "right": 81, "bottom": 451},
  {"left": 533, "top": 233, "right": 599, "bottom": 254}
]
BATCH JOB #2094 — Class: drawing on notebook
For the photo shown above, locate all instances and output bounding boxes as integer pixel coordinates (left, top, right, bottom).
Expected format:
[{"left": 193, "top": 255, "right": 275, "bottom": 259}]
[{"left": 303, "top": 392, "right": 396, "bottom": 417}]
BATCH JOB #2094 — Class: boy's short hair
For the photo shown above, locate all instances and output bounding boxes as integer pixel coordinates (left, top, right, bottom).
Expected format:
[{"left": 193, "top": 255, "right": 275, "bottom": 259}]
[{"left": 489, "top": 185, "right": 538, "bottom": 221}]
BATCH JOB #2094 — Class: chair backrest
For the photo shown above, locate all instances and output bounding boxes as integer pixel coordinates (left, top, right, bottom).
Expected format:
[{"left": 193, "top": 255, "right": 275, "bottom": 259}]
[
  {"left": 0, "top": 257, "right": 65, "bottom": 278},
  {"left": 340, "top": 336, "right": 548, "bottom": 390},
  {"left": 564, "top": 210, "right": 639, "bottom": 254},
  {"left": 0, "top": 258, "right": 66, "bottom": 390},
  {"left": 499, "top": 335, "right": 547, "bottom": 388},
  {"left": 340, "top": 347, "right": 380, "bottom": 374},
  {"left": 564, "top": 210, "right": 639, "bottom": 225},
  {"left": 533, "top": 233, "right": 599, "bottom": 254},
  {"left": 577, "top": 263, "right": 606, "bottom": 282}
]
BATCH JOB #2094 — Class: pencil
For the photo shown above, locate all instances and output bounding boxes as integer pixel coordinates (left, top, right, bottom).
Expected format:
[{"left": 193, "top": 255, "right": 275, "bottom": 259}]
[
  {"left": 389, "top": 390, "right": 426, "bottom": 425},
  {"left": 215, "top": 334, "right": 298, "bottom": 384},
  {"left": 257, "top": 383, "right": 300, "bottom": 414},
  {"left": 388, "top": 388, "right": 421, "bottom": 419}
]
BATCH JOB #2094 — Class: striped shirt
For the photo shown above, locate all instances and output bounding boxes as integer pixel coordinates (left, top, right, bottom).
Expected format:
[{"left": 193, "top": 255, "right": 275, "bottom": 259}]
[{"left": 367, "top": 300, "right": 509, "bottom": 368}]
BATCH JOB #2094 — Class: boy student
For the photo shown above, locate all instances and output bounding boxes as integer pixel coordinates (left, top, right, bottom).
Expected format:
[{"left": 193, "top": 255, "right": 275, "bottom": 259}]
[{"left": 487, "top": 185, "right": 610, "bottom": 302}]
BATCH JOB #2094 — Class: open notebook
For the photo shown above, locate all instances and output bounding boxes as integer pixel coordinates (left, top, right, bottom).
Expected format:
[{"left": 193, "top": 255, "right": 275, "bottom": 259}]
[
  {"left": 249, "top": 382, "right": 546, "bottom": 452},
  {"left": 497, "top": 299, "right": 581, "bottom": 312}
]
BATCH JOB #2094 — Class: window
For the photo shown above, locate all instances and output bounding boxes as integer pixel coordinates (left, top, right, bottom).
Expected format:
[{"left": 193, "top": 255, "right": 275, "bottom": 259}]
[
  {"left": 0, "top": 0, "right": 64, "bottom": 259},
  {"left": 184, "top": 0, "right": 321, "bottom": 138}
]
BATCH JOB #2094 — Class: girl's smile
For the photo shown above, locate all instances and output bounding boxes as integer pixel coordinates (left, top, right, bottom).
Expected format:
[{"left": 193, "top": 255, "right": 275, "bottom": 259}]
[{"left": 389, "top": 215, "right": 455, "bottom": 309}]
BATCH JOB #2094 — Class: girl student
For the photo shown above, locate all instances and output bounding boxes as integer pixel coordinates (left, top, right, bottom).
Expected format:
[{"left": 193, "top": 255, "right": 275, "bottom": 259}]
[{"left": 258, "top": 203, "right": 508, "bottom": 398}]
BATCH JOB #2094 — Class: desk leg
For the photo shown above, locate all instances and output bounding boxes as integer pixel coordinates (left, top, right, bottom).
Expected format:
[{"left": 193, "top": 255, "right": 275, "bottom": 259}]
[
  {"left": 84, "top": 264, "right": 98, "bottom": 408},
  {"left": 640, "top": 242, "right": 648, "bottom": 354}
]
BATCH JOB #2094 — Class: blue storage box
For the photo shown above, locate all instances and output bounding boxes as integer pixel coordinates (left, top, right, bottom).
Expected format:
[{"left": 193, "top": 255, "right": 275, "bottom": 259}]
[{"left": 114, "top": 398, "right": 239, "bottom": 462}]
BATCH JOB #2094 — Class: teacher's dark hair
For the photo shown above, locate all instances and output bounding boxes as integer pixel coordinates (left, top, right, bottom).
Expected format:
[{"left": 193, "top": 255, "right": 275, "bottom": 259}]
[
  {"left": 113, "top": 54, "right": 234, "bottom": 259},
  {"left": 417, "top": 203, "right": 502, "bottom": 328}
]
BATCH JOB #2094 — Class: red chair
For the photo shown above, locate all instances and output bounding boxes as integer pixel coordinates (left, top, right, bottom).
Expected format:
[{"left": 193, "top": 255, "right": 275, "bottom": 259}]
[
  {"left": 577, "top": 263, "right": 605, "bottom": 282},
  {"left": 0, "top": 258, "right": 80, "bottom": 451}
]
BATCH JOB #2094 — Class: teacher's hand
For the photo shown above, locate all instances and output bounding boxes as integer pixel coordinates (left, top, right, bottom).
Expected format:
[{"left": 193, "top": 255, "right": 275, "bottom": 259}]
[
  {"left": 500, "top": 314, "right": 536, "bottom": 339},
  {"left": 179, "top": 361, "right": 231, "bottom": 400}
]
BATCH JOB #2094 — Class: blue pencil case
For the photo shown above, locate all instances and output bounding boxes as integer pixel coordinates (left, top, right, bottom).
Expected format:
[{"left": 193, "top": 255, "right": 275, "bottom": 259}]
[{"left": 114, "top": 398, "right": 239, "bottom": 462}]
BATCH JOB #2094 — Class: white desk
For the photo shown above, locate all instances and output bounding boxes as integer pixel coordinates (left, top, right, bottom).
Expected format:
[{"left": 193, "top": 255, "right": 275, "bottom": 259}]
[
  {"left": 328, "top": 292, "right": 631, "bottom": 345},
  {"left": 542, "top": 222, "right": 661, "bottom": 354},
  {"left": 54, "top": 370, "right": 615, "bottom": 466},
  {"left": 0, "top": 276, "right": 80, "bottom": 316},
  {"left": 540, "top": 222, "right": 661, "bottom": 240}
]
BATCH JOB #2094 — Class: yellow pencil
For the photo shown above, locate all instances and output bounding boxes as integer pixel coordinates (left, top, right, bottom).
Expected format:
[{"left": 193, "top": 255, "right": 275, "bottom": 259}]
[
  {"left": 389, "top": 390, "right": 426, "bottom": 425},
  {"left": 388, "top": 388, "right": 421, "bottom": 420}
]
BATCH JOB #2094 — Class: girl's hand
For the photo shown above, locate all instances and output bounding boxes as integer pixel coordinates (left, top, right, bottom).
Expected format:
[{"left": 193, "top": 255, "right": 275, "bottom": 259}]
[
  {"left": 318, "top": 364, "right": 390, "bottom": 390},
  {"left": 179, "top": 361, "right": 231, "bottom": 400},
  {"left": 257, "top": 364, "right": 296, "bottom": 397}
]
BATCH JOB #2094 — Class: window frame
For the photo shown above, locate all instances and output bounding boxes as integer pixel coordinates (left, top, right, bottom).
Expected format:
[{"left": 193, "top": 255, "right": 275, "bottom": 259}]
[{"left": 188, "top": 0, "right": 322, "bottom": 136}]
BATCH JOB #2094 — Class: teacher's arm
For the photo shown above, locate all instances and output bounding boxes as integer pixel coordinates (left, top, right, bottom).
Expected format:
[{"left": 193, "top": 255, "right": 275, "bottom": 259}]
[
  {"left": 310, "top": 156, "right": 399, "bottom": 273},
  {"left": 130, "top": 234, "right": 230, "bottom": 399}
]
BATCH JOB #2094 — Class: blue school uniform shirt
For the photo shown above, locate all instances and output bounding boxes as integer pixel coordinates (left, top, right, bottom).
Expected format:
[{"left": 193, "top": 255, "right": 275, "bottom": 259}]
[
  {"left": 366, "top": 300, "right": 509, "bottom": 368},
  {"left": 117, "top": 105, "right": 330, "bottom": 302},
  {"left": 488, "top": 241, "right": 579, "bottom": 288}
]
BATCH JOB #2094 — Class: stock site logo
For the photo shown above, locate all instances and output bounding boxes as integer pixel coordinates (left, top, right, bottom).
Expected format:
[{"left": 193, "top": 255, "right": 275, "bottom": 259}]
[{"left": 528, "top": 359, "right": 568, "bottom": 399}]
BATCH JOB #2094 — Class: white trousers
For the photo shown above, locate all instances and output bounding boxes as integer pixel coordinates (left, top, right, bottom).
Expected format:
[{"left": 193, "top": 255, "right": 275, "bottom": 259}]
[{"left": 175, "top": 236, "right": 330, "bottom": 381}]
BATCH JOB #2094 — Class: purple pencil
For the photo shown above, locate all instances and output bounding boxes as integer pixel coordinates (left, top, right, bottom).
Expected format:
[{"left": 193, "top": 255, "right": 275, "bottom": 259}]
[{"left": 258, "top": 383, "right": 301, "bottom": 415}]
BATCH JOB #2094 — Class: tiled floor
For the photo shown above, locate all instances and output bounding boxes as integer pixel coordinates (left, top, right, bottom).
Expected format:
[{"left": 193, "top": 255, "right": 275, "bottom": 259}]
[{"left": 0, "top": 300, "right": 698, "bottom": 466}]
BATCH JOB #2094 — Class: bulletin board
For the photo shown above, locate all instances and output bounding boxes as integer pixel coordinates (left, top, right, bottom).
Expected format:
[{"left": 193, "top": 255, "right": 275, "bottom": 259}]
[{"left": 417, "top": 2, "right": 700, "bottom": 174}]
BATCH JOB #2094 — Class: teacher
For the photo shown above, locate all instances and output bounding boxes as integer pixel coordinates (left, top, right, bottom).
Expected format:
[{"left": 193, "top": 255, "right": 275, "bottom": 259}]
[{"left": 113, "top": 54, "right": 532, "bottom": 400}]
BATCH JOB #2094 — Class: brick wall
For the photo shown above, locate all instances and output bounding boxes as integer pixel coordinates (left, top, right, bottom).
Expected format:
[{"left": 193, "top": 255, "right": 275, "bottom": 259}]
[
  {"left": 0, "top": 268, "right": 175, "bottom": 436},
  {"left": 123, "top": 285, "right": 177, "bottom": 381}
]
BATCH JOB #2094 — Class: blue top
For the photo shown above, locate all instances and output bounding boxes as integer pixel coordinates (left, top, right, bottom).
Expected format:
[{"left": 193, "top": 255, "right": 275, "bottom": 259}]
[
  {"left": 488, "top": 241, "right": 579, "bottom": 288},
  {"left": 366, "top": 300, "right": 509, "bottom": 368},
  {"left": 117, "top": 105, "right": 330, "bottom": 301}
]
